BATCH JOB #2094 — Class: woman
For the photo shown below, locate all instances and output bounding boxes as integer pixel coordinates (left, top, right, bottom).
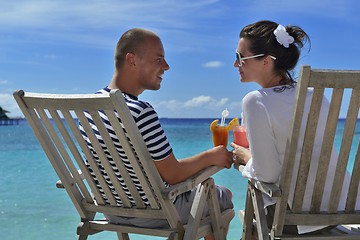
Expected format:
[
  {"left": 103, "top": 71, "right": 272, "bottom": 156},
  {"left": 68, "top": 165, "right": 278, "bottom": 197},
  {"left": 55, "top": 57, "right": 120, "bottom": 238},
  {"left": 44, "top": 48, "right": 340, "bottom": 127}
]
[{"left": 231, "top": 20, "right": 350, "bottom": 234}]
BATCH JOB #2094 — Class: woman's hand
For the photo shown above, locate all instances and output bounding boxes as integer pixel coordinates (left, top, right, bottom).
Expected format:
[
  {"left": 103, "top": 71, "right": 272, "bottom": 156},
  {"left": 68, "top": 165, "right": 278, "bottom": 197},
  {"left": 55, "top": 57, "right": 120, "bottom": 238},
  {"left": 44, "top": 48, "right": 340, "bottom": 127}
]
[{"left": 230, "top": 142, "right": 251, "bottom": 165}]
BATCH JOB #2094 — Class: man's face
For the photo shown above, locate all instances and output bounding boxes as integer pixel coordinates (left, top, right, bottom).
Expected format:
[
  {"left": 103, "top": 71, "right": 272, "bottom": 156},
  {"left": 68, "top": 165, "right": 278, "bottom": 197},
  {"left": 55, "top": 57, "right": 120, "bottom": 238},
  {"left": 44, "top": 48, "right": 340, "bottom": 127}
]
[{"left": 136, "top": 37, "right": 170, "bottom": 91}]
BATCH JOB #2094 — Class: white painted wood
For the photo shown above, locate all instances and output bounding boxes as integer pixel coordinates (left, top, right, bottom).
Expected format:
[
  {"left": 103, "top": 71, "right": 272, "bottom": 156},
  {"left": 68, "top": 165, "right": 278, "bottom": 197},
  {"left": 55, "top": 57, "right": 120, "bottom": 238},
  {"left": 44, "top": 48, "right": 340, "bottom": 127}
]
[
  {"left": 13, "top": 89, "right": 235, "bottom": 239},
  {"left": 239, "top": 65, "right": 360, "bottom": 239}
]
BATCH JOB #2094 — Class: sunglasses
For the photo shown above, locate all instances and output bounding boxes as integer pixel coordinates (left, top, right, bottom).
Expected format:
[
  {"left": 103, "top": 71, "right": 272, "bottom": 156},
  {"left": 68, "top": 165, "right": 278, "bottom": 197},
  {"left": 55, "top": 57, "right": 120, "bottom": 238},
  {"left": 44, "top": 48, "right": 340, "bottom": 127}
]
[{"left": 235, "top": 50, "right": 276, "bottom": 67}]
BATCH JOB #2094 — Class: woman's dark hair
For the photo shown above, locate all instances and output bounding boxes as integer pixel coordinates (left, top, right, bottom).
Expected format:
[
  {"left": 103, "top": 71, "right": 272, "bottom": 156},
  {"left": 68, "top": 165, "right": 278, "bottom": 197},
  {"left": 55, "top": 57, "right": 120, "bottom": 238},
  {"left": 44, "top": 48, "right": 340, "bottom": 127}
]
[{"left": 240, "top": 20, "right": 310, "bottom": 89}]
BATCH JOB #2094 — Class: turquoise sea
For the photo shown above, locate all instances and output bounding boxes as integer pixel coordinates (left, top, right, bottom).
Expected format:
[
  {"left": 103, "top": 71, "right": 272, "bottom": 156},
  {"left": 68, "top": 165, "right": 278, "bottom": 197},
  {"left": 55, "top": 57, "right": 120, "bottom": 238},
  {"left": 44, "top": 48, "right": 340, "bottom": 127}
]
[{"left": 1, "top": 118, "right": 359, "bottom": 240}]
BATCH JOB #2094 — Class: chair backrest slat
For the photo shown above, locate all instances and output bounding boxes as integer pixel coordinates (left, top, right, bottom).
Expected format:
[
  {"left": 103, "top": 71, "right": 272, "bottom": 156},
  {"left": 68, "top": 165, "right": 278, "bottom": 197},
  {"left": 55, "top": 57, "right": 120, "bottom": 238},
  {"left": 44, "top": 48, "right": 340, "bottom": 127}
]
[
  {"left": 109, "top": 91, "right": 164, "bottom": 208},
  {"left": 274, "top": 65, "right": 360, "bottom": 235},
  {"left": 13, "top": 92, "right": 91, "bottom": 218},
  {"left": 61, "top": 110, "right": 106, "bottom": 205},
  {"left": 292, "top": 87, "right": 324, "bottom": 212},
  {"left": 347, "top": 137, "right": 360, "bottom": 212},
  {"left": 310, "top": 88, "right": 343, "bottom": 212},
  {"left": 102, "top": 106, "right": 159, "bottom": 208},
  {"left": 99, "top": 105, "right": 157, "bottom": 208},
  {"left": 65, "top": 111, "right": 105, "bottom": 205},
  {"left": 329, "top": 89, "right": 360, "bottom": 213},
  {"left": 103, "top": 109, "right": 148, "bottom": 207},
  {"left": 76, "top": 110, "right": 121, "bottom": 206},
  {"left": 38, "top": 108, "right": 93, "bottom": 203},
  {"left": 89, "top": 109, "right": 136, "bottom": 207},
  {"left": 274, "top": 65, "right": 311, "bottom": 228}
]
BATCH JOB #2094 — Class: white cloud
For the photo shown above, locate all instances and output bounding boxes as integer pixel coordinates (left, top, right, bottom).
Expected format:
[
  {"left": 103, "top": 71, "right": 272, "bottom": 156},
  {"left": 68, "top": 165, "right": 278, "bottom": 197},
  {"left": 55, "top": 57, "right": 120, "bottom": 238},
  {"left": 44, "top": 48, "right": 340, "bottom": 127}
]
[
  {"left": 202, "top": 61, "right": 223, "bottom": 68},
  {"left": 153, "top": 95, "right": 229, "bottom": 111},
  {"left": 0, "top": 91, "right": 238, "bottom": 119},
  {"left": 154, "top": 99, "right": 183, "bottom": 112},
  {"left": 185, "top": 95, "right": 213, "bottom": 107},
  {"left": 0, "top": 80, "right": 9, "bottom": 85},
  {"left": 215, "top": 98, "right": 229, "bottom": 107},
  {"left": 229, "top": 101, "right": 242, "bottom": 109},
  {"left": 151, "top": 95, "right": 238, "bottom": 118}
]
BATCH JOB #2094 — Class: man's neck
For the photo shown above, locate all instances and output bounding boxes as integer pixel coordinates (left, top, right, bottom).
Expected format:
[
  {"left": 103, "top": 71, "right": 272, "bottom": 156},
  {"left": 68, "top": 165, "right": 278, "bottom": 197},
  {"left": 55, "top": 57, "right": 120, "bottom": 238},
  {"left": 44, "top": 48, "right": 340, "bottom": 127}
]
[{"left": 108, "top": 73, "right": 143, "bottom": 97}]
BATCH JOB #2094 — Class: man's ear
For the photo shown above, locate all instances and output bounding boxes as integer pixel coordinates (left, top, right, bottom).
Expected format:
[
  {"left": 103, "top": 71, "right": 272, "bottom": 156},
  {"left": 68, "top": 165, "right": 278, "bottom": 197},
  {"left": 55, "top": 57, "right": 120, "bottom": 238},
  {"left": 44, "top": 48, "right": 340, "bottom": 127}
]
[{"left": 125, "top": 52, "right": 136, "bottom": 67}]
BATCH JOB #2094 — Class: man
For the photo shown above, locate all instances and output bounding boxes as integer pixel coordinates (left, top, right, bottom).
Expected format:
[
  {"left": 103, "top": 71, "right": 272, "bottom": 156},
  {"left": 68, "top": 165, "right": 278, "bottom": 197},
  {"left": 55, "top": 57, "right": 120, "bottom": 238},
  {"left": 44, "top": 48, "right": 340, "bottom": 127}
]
[{"left": 83, "top": 28, "right": 234, "bottom": 239}]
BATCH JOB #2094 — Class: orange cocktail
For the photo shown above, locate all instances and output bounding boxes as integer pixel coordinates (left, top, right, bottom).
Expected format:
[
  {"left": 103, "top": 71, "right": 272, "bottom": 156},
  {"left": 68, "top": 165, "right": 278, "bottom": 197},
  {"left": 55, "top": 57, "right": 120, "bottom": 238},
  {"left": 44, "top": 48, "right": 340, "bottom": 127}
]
[
  {"left": 211, "top": 125, "right": 229, "bottom": 147},
  {"left": 210, "top": 117, "right": 239, "bottom": 147}
]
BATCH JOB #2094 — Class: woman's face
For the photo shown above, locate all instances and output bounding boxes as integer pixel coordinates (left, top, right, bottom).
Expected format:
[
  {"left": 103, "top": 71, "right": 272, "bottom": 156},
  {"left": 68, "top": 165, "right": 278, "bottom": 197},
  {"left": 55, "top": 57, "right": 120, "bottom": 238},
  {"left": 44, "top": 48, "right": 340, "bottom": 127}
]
[{"left": 234, "top": 38, "right": 265, "bottom": 84}]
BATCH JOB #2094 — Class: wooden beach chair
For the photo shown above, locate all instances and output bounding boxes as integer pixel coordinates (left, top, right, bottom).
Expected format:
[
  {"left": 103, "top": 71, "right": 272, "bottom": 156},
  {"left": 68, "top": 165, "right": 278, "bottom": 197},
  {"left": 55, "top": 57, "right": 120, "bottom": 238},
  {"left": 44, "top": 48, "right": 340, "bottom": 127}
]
[
  {"left": 239, "top": 65, "right": 360, "bottom": 239},
  {"left": 13, "top": 89, "right": 234, "bottom": 240}
]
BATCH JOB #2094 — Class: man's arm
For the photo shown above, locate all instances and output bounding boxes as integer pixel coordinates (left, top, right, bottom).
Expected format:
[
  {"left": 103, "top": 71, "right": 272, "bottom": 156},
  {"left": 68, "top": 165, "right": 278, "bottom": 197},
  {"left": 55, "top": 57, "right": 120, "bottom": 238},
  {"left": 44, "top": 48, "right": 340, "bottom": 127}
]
[{"left": 154, "top": 145, "right": 233, "bottom": 185}]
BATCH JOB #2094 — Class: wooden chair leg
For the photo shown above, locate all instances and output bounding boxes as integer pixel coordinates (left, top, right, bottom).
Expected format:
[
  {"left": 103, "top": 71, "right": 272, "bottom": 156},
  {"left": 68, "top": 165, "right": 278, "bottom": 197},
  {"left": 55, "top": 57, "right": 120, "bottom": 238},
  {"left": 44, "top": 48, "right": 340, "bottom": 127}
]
[
  {"left": 168, "top": 232, "right": 178, "bottom": 240},
  {"left": 243, "top": 183, "right": 255, "bottom": 240},
  {"left": 78, "top": 235, "right": 88, "bottom": 240},
  {"left": 207, "top": 178, "right": 225, "bottom": 240},
  {"left": 249, "top": 183, "right": 269, "bottom": 240},
  {"left": 183, "top": 179, "right": 209, "bottom": 240},
  {"left": 117, "top": 232, "right": 130, "bottom": 240}
]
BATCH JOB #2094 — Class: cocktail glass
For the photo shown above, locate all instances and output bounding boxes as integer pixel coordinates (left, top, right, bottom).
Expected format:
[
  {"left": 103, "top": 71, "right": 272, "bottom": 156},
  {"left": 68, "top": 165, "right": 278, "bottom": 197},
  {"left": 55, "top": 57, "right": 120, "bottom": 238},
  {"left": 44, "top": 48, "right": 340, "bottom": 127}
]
[
  {"left": 233, "top": 125, "right": 249, "bottom": 148},
  {"left": 211, "top": 125, "right": 229, "bottom": 147}
]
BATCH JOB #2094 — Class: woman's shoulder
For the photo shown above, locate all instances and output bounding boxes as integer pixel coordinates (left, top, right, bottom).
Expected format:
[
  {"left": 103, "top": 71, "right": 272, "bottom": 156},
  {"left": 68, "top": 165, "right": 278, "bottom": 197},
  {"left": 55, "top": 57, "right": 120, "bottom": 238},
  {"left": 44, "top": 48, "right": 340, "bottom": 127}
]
[
  {"left": 244, "top": 89, "right": 262, "bottom": 99},
  {"left": 243, "top": 87, "right": 297, "bottom": 109},
  {"left": 243, "top": 89, "right": 269, "bottom": 103},
  {"left": 245, "top": 86, "right": 296, "bottom": 99},
  {"left": 242, "top": 90, "right": 266, "bottom": 111}
]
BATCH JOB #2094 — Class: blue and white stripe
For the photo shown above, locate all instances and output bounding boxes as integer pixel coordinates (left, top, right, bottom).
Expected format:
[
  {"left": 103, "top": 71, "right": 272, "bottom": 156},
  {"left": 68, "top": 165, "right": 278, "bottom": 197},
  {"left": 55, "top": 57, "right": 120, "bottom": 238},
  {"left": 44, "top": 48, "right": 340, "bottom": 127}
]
[{"left": 79, "top": 87, "right": 172, "bottom": 206}]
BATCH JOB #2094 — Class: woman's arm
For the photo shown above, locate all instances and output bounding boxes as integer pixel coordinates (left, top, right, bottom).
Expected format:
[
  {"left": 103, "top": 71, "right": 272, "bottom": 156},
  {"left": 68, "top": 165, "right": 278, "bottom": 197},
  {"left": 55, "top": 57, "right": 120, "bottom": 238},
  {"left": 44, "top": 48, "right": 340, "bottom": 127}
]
[{"left": 241, "top": 92, "right": 282, "bottom": 183}]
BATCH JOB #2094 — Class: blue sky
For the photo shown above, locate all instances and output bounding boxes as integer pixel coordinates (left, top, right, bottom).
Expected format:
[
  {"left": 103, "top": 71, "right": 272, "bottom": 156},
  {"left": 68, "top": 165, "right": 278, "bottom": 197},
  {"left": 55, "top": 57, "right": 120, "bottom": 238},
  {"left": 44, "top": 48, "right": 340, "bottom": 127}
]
[{"left": 1, "top": 0, "right": 359, "bottom": 118}]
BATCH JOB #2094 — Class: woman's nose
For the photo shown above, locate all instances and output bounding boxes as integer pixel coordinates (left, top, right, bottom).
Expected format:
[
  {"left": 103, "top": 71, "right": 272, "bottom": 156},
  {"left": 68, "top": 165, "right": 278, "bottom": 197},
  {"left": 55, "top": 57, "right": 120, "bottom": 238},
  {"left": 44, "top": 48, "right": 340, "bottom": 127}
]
[{"left": 233, "top": 59, "right": 239, "bottom": 68}]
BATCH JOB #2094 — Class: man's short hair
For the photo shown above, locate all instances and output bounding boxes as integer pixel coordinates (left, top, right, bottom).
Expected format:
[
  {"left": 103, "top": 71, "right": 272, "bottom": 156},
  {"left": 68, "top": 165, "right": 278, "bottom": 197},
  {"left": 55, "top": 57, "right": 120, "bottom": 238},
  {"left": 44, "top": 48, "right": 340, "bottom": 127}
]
[{"left": 114, "top": 28, "right": 159, "bottom": 69}]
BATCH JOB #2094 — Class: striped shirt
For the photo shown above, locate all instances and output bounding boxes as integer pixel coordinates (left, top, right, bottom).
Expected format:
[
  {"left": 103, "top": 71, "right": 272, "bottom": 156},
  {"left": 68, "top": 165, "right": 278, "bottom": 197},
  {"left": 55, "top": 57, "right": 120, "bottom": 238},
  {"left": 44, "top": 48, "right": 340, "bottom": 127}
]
[{"left": 79, "top": 87, "right": 172, "bottom": 206}]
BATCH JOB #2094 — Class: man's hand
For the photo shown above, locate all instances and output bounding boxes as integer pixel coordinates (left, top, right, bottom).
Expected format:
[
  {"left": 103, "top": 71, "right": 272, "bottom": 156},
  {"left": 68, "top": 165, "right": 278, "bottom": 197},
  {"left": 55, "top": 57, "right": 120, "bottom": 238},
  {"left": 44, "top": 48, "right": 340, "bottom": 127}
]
[{"left": 207, "top": 145, "right": 233, "bottom": 169}]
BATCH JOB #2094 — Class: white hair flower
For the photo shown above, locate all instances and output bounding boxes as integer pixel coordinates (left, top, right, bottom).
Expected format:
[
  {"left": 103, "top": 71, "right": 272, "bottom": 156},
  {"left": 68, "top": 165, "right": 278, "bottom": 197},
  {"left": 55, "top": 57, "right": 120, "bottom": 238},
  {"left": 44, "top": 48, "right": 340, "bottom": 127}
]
[{"left": 273, "top": 24, "right": 294, "bottom": 48}]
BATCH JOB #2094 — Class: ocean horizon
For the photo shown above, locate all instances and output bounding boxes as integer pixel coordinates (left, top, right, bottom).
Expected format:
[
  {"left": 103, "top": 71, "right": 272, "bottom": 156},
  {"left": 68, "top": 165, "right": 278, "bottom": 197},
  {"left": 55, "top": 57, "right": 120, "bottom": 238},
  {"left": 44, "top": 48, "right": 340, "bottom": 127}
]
[{"left": 1, "top": 118, "right": 359, "bottom": 239}]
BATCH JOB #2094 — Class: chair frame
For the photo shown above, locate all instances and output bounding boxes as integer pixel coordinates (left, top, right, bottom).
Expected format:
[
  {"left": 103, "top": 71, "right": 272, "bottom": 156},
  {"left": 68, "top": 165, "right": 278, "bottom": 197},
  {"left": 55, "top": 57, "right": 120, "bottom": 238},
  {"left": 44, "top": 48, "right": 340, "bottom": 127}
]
[
  {"left": 14, "top": 89, "right": 234, "bottom": 240},
  {"left": 240, "top": 65, "right": 360, "bottom": 239}
]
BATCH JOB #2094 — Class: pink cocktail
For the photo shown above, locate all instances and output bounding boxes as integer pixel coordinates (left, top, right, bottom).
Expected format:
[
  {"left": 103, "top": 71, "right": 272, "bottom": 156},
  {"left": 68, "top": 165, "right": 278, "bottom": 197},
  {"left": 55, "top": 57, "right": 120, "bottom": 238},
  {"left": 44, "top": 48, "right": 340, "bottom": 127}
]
[{"left": 233, "top": 125, "right": 249, "bottom": 148}]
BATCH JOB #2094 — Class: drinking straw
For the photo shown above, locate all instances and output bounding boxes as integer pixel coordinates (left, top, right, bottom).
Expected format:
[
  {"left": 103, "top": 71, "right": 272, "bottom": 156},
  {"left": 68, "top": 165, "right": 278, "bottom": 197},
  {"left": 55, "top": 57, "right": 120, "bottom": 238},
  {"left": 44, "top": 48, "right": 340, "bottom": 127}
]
[{"left": 220, "top": 108, "right": 229, "bottom": 126}]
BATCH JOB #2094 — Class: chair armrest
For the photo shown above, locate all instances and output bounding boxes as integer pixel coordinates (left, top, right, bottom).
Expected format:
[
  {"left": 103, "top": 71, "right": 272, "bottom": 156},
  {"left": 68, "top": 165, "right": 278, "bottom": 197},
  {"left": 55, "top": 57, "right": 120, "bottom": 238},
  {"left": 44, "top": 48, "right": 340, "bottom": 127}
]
[
  {"left": 56, "top": 170, "right": 84, "bottom": 189},
  {"left": 249, "top": 179, "right": 281, "bottom": 198},
  {"left": 235, "top": 163, "right": 281, "bottom": 198},
  {"left": 163, "top": 166, "right": 222, "bottom": 200}
]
